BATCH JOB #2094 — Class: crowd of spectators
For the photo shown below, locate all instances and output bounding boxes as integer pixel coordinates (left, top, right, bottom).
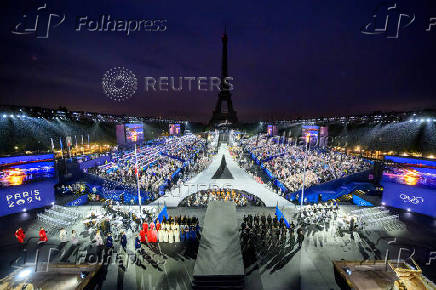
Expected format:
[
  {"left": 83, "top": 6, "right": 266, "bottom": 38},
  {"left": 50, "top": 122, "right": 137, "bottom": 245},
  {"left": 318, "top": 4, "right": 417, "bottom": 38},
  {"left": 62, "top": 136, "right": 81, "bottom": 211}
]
[
  {"left": 233, "top": 134, "right": 372, "bottom": 195},
  {"left": 89, "top": 135, "right": 207, "bottom": 196}
]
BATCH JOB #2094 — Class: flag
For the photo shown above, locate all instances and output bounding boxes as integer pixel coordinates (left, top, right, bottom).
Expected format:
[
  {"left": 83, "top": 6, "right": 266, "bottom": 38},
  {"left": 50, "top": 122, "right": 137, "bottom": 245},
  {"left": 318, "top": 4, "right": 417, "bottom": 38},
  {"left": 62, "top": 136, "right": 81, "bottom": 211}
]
[
  {"left": 275, "top": 205, "right": 290, "bottom": 228},
  {"left": 134, "top": 144, "right": 142, "bottom": 207},
  {"left": 157, "top": 205, "right": 169, "bottom": 223},
  {"left": 59, "top": 138, "right": 64, "bottom": 158},
  {"left": 66, "top": 136, "right": 72, "bottom": 147}
]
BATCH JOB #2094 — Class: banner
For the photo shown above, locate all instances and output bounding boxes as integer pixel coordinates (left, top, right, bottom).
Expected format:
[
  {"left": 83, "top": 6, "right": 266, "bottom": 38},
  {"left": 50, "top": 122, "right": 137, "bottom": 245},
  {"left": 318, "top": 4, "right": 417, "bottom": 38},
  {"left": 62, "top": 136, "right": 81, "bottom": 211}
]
[
  {"left": 352, "top": 195, "right": 373, "bottom": 207},
  {"left": 65, "top": 194, "right": 88, "bottom": 207},
  {"left": 275, "top": 205, "right": 290, "bottom": 228},
  {"left": 157, "top": 205, "right": 169, "bottom": 223}
]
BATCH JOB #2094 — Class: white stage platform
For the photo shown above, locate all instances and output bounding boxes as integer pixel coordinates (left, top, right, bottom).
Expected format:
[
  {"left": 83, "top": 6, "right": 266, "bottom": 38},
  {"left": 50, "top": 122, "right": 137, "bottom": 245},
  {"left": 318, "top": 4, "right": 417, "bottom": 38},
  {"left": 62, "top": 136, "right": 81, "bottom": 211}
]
[{"left": 149, "top": 144, "right": 292, "bottom": 207}]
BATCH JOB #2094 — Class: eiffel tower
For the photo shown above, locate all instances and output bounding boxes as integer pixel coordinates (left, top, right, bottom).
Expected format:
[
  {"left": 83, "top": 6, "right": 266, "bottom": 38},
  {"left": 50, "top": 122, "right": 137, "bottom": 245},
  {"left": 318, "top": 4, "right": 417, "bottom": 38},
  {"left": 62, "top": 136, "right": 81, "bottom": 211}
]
[{"left": 209, "top": 28, "right": 238, "bottom": 127}]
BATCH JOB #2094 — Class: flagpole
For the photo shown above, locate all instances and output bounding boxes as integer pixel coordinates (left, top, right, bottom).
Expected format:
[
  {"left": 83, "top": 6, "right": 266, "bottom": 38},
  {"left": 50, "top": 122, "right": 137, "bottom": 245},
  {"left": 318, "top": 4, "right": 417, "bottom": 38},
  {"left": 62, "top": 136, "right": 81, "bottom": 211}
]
[
  {"left": 134, "top": 144, "right": 143, "bottom": 221},
  {"left": 300, "top": 135, "right": 309, "bottom": 214},
  {"left": 50, "top": 138, "right": 55, "bottom": 153},
  {"left": 59, "top": 138, "right": 64, "bottom": 159},
  {"left": 81, "top": 135, "right": 84, "bottom": 155}
]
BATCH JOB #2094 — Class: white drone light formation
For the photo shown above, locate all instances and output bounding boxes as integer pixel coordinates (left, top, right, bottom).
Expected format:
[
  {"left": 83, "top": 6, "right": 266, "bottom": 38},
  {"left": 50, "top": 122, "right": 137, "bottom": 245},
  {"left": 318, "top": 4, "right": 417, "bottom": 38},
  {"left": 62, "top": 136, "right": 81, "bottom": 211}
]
[{"left": 102, "top": 66, "right": 138, "bottom": 102}]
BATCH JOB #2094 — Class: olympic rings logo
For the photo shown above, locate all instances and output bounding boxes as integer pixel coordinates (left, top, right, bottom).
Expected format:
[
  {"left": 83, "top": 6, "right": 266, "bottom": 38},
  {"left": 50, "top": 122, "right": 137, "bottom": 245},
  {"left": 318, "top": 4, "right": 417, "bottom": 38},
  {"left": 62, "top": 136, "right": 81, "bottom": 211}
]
[{"left": 399, "top": 194, "right": 424, "bottom": 204}]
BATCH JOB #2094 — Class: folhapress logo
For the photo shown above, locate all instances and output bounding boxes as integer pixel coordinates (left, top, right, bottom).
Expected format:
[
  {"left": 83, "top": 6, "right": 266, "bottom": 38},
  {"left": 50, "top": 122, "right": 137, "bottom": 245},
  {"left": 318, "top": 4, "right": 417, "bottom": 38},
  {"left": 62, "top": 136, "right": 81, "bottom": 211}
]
[
  {"left": 361, "top": 3, "right": 415, "bottom": 38},
  {"left": 11, "top": 3, "right": 65, "bottom": 38},
  {"left": 12, "top": 4, "right": 167, "bottom": 39},
  {"left": 75, "top": 15, "right": 167, "bottom": 35}
]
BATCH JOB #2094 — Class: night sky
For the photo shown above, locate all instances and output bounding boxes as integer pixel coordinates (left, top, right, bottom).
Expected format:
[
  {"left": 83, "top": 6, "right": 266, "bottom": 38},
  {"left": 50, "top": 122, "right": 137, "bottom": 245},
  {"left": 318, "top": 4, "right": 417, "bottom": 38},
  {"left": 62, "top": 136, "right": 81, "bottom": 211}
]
[{"left": 1, "top": 0, "right": 436, "bottom": 122}]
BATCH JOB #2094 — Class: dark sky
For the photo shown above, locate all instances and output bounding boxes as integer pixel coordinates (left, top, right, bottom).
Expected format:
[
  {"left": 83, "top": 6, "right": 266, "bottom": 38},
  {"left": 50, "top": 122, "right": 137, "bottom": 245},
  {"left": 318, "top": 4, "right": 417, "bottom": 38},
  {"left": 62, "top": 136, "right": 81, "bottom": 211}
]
[{"left": 1, "top": 0, "right": 436, "bottom": 122}]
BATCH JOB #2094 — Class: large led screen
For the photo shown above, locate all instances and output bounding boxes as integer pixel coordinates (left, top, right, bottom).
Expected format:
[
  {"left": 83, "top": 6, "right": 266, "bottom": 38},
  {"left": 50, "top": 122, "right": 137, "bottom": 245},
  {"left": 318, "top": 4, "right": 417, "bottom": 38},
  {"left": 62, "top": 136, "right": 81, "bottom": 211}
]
[
  {"left": 169, "top": 124, "right": 181, "bottom": 135},
  {"left": 381, "top": 157, "right": 436, "bottom": 217},
  {"left": 0, "top": 154, "right": 56, "bottom": 216},
  {"left": 301, "top": 125, "right": 319, "bottom": 145},
  {"left": 125, "top": 123, "right": 144, "bottom": 143}
]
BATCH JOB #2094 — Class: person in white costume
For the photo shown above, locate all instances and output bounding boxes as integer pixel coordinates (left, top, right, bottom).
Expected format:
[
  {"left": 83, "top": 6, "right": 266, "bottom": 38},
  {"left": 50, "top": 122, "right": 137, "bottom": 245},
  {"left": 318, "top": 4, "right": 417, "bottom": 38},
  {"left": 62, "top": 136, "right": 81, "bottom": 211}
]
[
  {"left": 59, "top": 228, "right": 67, "bottom": 243},
  {"left": 158, "top": 224, "right": 165, "bottom": 242},
  {"left": 163, "top": 228, "right": 169, "bottom": 243},
  {"left": 94, "top": 230, "right": 103, "bottom": 246},
  {"left": 168, "top": 224, "right": 174, "bottom": 243},
  {"left": 71, "top": 230, "right": 79, "bottom": 245},
  {"left": 174, "top": 223, "right": 180, "bottom": 242}
]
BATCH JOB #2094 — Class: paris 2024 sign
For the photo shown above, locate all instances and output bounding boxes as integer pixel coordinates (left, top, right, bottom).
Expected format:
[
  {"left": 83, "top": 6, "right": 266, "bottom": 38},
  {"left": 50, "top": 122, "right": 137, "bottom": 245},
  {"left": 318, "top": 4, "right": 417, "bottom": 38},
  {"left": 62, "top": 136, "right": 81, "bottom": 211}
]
[{"left": 0, "top": 154, "right": 56, "bottom": 217}]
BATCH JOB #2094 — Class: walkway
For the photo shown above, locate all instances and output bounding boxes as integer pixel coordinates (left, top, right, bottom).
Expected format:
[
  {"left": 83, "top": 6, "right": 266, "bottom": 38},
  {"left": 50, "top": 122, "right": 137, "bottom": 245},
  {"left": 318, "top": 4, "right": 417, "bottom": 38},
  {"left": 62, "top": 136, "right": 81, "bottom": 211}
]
[{"left": 150, "top": 144, "right": 292, "bottom": 207}]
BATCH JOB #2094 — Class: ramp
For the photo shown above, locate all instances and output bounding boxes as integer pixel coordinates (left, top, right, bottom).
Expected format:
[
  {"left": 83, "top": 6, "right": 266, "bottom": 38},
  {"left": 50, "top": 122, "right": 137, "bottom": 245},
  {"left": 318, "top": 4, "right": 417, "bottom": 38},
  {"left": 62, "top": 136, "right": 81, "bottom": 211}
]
[{"left": 192, "top": 201, "right": 244, "bottom": 289}]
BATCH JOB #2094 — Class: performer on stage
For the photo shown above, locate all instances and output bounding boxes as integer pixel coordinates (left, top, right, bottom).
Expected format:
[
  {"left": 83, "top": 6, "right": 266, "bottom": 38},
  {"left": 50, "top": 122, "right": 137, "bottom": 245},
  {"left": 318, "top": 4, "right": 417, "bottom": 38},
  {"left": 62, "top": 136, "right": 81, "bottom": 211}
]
[
  {"left": 120, "top": 232, "right": 127, "bottom": 251},
  {"left": 106, "top": 233, "right": 114, "bottom": 257},
  {"left": 135, "top": 234, "right": 141, "bottom": 253},
  {"left": 151, "top": 223, "right": 158, "bottom": 242},
  {"left": 163, "top": 227, "right": 169, "bottom": 243},
  {"left": 93, "top": 230, "right": 104, "bottom": 246},
  {"left": 297, "top": 228, "right": 304, "bottom": 248},
  {"left": 158, "top": 223, "right": 165, "bottom": 242},
  {"left": 15, "top": 227, "right": 25, "bottom": 244},
  {"left": 148, "top": 223, "right": 157, "bottom": 243},
  {"left": 168, "top": 222, "right": 175, "bottom": 243},
  {"left": 71, "top": 230, "right": 79, "bottom": 245},
  {"left": 140, "top": 227, "right": 147, "bottom": 243},
  {"left": 39, "top": 227, "right": 48, "bottom": 243},
  {"left": 59, "top": 228, "right": 67, "bottom": 243}
]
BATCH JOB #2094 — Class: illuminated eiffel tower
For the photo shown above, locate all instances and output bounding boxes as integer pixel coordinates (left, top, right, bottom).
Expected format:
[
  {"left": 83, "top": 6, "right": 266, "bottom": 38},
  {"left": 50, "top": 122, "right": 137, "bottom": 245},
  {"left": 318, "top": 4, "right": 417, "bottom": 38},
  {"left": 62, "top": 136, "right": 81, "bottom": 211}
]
[{"left": 209, "top": 28, "right": 238, "bottom": 127}]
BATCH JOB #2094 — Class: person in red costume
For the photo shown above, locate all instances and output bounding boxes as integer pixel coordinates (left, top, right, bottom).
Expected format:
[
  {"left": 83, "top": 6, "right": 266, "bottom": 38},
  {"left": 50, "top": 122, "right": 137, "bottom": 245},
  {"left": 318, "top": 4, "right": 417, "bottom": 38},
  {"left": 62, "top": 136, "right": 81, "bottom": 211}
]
[
  {"left": 140, "top": 228, "right": 146, "bottom": 243},
  {"left": 151, "top": 223, "right": 158, "bottom": 243},
  {"left": 39, "top": 227, "right": 48, "bottom": 242},
  {"left": 15, "top": 227, "right": 25, "bottom": 244},
  {"left": 147, "top": 223, "right": 158, "bottom": 242},
  {"left": 146, "top": 223, "right": 153, "bottom": 242},
  {"left": 142, "top": 222, "right": 148, "bottom": 233}
]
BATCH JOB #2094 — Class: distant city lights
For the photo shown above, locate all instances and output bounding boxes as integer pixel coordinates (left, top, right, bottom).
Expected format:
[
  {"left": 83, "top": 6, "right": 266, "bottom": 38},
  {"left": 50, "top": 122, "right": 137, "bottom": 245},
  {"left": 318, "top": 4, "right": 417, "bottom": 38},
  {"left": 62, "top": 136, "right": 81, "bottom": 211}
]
[{"left": 409, "top": 118, "right": 436, "bottom": 123}]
